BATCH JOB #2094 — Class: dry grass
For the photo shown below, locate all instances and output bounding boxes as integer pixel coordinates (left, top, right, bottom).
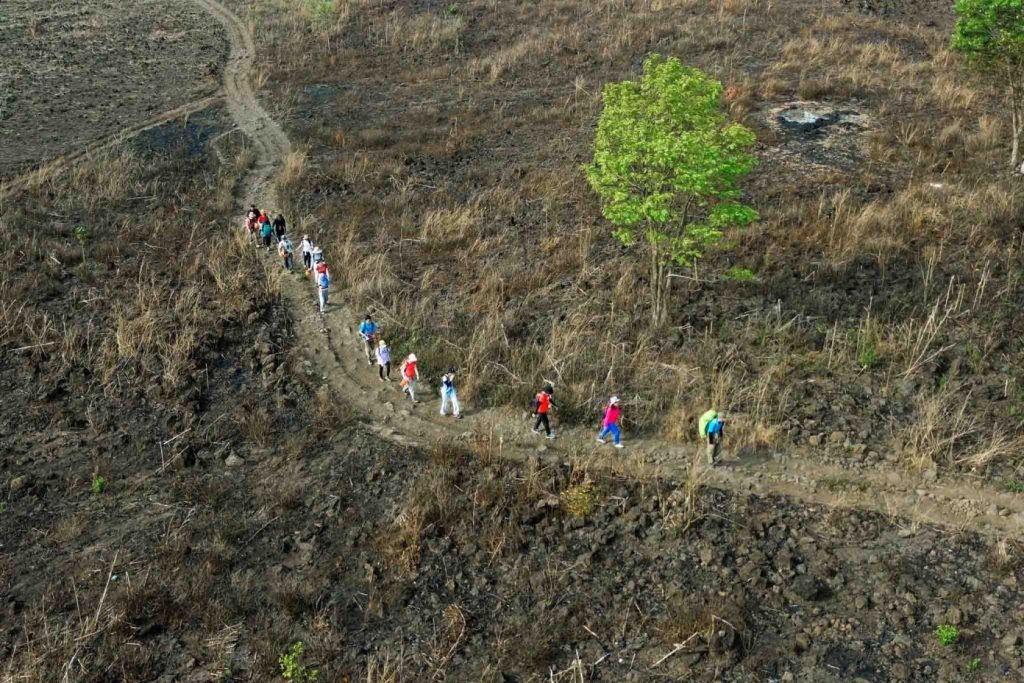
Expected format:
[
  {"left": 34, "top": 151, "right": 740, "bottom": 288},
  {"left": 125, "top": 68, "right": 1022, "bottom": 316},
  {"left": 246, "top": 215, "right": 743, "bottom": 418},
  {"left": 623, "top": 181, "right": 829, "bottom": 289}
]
[{"left": 252, "top": 0, "right": 1024, "bottom": 478}]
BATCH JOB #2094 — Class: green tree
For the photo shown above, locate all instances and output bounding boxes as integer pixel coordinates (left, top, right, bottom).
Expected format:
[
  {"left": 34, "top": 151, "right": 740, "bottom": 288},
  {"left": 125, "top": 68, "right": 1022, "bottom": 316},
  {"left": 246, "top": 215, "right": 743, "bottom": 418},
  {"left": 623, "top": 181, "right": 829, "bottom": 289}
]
[
  {"left": 584, "top": 54, "right": 757, "bottom": 325},
  {"left": 952, "top": 0, "right": 1024, "bottom": 171}
]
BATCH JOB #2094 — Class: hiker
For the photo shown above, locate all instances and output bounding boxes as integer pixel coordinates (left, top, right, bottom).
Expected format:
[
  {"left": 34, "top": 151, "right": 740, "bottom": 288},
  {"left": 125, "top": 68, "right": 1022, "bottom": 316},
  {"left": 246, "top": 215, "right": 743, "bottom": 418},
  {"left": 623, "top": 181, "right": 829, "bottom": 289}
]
[
  {"left": 376, "top": 339, "right": 392, "bottom": 382},
  {"left": 316, "top": 266, "right": 330, "bottom": 314},
  {"left": 313, "top": 254, "right": 330, "bottom": 288},
  {"left": 273, "top": 213, "right": 287, "bottom": 240},
  {"left": 596, "top": 396, "right": 624, "bottom": 448},
  {"left": 439, "top": 367, "right": 462, "bottom": 419},
  {"left": 247, "top": 204, "right": 260, "bottom": 222},
  {"left": 277, "top": 234, "right": 294, "bottom": 271},
  {"left": 259, "top": 216, "right": 273, "bottom": 250},
  {"left": 358, "top": 315, "right": 378, "bottom": 366},
  {"left": 531, "top": 383, "right": 556, "bottom": 439},
  {"left": 699, "top": 409, "right": 725, "bottom": 466},
  {"left": 400, "top": 353, "right": 420, "bottom": 402},
  {"left": 300, "top": 235, "right": 314, "bottom": 272}
]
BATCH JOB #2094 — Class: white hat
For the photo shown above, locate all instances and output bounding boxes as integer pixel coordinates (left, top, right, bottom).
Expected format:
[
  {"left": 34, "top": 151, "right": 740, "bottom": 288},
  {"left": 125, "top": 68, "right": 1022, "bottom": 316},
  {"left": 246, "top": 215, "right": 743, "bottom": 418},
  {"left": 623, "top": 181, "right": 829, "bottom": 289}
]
[
  {"left": 609, "top": 396, "right": 620, "bottom": 405},
  {"left": 408, "top": 353, "right": 417, "bottom": 362}
]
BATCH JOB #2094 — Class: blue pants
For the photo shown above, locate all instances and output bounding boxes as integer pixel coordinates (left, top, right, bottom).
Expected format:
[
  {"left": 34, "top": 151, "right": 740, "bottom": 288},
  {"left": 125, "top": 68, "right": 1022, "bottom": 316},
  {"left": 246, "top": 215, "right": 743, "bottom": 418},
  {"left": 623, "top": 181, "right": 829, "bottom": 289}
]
[{"left": 598, "top": 424, "right": 620, "bottom": 444}]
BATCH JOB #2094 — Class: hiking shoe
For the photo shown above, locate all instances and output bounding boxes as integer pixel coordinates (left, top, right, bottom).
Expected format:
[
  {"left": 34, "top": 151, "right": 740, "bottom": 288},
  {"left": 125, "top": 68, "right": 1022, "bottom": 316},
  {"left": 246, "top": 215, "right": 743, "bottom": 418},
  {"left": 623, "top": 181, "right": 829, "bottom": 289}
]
[
  {"left": 614, "top": 443, "right": 624, "bottom": 449},
  {"left": 546, "top": 433, "right": 556, "bottom": 440},
  {"left": 456, "top": 414, "right": 463, "bottom": 419},
  {"left": 531, "top": 428, "right": 541, "bottom": 434},
  {"left": 596, "top": 438, "right": 606, "bottom": 444}
]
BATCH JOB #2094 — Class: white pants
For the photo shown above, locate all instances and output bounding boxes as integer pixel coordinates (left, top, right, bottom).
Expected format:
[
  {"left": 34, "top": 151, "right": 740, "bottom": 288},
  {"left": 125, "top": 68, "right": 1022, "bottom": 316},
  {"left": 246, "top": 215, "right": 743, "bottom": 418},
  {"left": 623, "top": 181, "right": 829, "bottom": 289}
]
[
  {"left": 404, "top": 378, "right": 416, "bottom": 401},
  {"left": 318, "top": 287, "right": 328, "bottom": 313},
  {"left": 440, "top": 391, "right": 460, "bottom": 416}
]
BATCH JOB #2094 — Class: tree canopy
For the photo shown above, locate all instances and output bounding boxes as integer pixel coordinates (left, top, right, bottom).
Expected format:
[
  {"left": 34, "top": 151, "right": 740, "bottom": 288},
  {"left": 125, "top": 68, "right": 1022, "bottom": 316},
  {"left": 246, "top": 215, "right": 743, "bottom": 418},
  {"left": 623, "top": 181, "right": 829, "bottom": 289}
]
[{"left": 584, "top": 54, "right": 758, "bottom": 323}]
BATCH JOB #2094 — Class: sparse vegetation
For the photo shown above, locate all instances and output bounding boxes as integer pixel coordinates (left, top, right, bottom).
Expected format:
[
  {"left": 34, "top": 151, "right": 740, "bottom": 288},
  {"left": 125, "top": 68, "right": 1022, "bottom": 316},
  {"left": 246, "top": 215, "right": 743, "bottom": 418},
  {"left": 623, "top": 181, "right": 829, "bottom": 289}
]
[
  {"left": 560, "top": 478, "right": 597, "bottom": 518},
  {"left": 90, "top": 473, "right": 107, "bottom": 496},
  {"left": 936, "top": 624, "right": 961, "bottom": 646},
  {"left": 279, "top": 641, "right": 319, "bottom": 682}
]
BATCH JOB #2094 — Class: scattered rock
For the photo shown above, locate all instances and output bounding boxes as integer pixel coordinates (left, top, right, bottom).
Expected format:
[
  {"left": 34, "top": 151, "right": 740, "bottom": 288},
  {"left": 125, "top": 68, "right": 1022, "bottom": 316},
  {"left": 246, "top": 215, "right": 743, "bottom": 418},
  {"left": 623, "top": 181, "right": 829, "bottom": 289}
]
[
  {"left": 224, "top": 454, "right": 244, "bottom": 467},
  {"left": 9, "top": 476, "right": 29, "bottom": 493}
]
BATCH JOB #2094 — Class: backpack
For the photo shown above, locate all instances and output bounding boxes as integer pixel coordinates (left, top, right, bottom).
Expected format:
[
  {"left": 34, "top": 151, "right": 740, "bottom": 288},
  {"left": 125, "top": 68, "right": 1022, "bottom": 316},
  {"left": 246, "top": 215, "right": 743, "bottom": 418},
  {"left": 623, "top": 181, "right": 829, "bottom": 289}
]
[
  {"left": 698, "top": 410, "right": 718, "bottom": 439},
  {"left": 530, "top": 396, "right": 540, "bottom": 412},
  {"left": 318, "top": 273, "right": 329, "bottom": 288}
]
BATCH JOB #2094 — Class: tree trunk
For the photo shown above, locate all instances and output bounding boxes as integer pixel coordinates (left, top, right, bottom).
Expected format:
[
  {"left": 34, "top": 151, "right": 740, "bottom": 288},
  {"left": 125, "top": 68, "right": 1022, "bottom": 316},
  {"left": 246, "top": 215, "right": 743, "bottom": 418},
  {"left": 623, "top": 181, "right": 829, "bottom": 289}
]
[
  {"left": 648, "top": 249, "right": 669, "bottom": 327},
  {"left": 1008, "top": 67, "right": 1021, "bottom": 171}
]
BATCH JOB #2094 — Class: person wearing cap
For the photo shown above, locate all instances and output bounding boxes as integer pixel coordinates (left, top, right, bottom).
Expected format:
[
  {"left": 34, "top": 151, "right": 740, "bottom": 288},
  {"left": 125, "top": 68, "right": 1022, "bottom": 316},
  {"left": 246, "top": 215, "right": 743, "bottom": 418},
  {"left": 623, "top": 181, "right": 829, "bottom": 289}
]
[
  {"left": 300, "top": 235, "right": 314, "bottom": 272},
  {"left": 439, "top": 367, "right": 462, "bottom": 418},
  {"left": 400, "top": 353, "right": 420, "bottom": 402},
  {"left": 375, "top": 339, "right": 392, "bottom": 382},
  {"left": 277, "top": 233, "right": 294, "bottom": 271},
  {"left": 531, "top": 383, "right": 556, "bottom": 439},
  {"left": 596, "top": 396, "right": 624, "bottom": 448},
  {"left": 358, "top": 314, "right": 378, "bottom": 366},
  {"left": 316, "top": 264, "right": 330, "bottom": 314}
]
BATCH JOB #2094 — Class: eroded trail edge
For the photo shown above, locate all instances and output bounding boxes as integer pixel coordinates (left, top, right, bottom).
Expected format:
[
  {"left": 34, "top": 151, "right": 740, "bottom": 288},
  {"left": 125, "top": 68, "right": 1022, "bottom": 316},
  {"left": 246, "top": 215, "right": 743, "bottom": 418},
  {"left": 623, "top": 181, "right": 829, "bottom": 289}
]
[{"left": 195, "top": 0, "right": 1023, "bottom": 539}]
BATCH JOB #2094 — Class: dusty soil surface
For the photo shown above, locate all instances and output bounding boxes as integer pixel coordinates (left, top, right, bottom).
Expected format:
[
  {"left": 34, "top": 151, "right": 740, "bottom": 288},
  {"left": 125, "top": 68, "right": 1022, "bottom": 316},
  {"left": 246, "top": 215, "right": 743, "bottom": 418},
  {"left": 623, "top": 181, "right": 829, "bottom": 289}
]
[{"left": 0, "top": 0, "right": 226, "bottom": 176}]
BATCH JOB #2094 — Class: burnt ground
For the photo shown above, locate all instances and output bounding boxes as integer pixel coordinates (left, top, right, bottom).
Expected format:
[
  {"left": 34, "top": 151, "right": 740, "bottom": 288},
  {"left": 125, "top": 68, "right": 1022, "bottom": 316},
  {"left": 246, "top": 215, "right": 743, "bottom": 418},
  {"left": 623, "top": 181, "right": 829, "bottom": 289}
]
[
  {"left": 0, "top": 0, "right": 226, "bottom": 176},
  {"left": 1, "top": 0, "right": 1024, "bottom": 681}
]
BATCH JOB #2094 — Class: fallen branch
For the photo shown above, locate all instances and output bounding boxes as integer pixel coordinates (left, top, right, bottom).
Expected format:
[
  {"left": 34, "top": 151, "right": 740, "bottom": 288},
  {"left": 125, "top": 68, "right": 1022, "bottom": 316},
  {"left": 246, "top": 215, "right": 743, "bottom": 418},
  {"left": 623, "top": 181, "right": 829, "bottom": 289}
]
[{"left": 651, "top": 632, "right": 700, "bottom": 668}]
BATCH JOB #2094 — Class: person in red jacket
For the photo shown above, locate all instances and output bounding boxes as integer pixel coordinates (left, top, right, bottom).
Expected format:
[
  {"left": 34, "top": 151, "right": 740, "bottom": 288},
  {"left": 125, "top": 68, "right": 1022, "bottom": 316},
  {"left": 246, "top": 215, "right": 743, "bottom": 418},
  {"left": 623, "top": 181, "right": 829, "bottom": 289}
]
[
  {"left": 531, "top": 383, "right": 556, "bottom": 439},
  {"left": 596, "top": 396, "right": 623, "bottom": 448}
]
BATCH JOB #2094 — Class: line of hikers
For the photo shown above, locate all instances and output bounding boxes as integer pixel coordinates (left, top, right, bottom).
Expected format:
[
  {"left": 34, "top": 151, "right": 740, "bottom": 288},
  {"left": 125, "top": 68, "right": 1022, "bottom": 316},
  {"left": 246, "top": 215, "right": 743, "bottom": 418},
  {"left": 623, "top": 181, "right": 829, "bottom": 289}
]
[{"left": 242, "top": 207, "right": 728, "bottom": 462}]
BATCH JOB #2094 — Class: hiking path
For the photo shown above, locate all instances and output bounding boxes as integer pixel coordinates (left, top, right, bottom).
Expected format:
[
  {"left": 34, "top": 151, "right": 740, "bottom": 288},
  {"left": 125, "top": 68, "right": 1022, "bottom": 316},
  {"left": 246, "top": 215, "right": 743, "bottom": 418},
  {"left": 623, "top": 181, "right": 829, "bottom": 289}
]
[{"left": 197, "top": 0, "right": 1024, "bottom": 539}]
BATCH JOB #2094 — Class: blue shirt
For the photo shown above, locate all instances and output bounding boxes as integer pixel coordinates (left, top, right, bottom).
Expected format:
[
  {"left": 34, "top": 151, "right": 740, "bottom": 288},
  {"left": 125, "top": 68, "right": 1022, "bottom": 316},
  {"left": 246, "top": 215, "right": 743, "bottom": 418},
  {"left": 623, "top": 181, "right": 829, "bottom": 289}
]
[
  {"left": 707, "top": 417, "right": 723, "bottom": 436},
  {"left": 359, "top": 321, "right": 377, "bottom": 338}
]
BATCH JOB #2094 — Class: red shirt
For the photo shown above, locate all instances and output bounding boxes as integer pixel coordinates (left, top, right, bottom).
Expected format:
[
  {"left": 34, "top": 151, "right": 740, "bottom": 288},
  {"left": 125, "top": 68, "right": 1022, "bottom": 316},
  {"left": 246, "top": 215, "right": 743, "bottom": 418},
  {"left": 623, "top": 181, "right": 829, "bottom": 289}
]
[
  {"left": 536, "top": 392, "right": 551, "bottom": 414},
  {"left": 404, "top": 360, "right": 417, "bottom": 378}
]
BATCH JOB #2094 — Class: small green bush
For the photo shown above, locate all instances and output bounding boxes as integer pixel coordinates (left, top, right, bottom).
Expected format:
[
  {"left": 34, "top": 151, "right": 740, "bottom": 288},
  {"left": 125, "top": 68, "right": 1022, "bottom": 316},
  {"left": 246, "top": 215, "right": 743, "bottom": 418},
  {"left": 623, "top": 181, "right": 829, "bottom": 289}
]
[
  {"left": 560, "top": 481, "right": 597, "bottom": 518},
  {"left": 935, "top": 624, "right": 960, "bottom": 647},
  {"left": 967, "top": 657, "right": 981, "bottom": 673},
  {"left": 91, "top": 474, "right": 107, "bottom": 495},
  {"left": 1007, "top": 480, "right": 1024, "bottom": 494},
  {"left": 279, "top": 641, "right": 319, "bottom": 682},
  {"left": 722, "top": 265, "right": 756, "bottom": 282}
]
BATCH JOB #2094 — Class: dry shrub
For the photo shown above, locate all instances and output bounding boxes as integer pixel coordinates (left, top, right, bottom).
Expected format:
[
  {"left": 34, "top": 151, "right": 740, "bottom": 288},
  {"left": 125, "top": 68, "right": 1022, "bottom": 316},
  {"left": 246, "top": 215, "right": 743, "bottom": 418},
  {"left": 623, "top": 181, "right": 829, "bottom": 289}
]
[{"left": 894, "top": 382, "right": 1023, "bottom": 473}]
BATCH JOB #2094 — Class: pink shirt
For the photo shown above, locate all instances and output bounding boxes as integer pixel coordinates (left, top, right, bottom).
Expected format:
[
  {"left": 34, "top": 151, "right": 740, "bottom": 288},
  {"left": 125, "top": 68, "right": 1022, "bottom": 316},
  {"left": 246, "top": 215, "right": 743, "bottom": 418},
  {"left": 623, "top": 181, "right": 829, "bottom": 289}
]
[{"left": 603, "top": 404, "right": 620, "bottom": 427}]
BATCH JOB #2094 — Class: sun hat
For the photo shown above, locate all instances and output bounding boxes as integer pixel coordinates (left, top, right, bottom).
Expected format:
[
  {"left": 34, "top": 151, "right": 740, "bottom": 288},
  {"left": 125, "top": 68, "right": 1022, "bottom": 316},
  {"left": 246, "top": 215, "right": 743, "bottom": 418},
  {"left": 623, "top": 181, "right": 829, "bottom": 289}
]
[{"left": 609, "top": 396, "right": 620, "bottom": 405}]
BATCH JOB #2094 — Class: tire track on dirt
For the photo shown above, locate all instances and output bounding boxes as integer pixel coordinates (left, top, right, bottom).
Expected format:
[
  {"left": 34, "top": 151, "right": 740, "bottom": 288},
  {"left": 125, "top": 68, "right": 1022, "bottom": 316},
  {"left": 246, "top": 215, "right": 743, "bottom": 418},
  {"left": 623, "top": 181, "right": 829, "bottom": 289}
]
[{"left": 196, "top": 0, "right": 1024, "bottom": 539}]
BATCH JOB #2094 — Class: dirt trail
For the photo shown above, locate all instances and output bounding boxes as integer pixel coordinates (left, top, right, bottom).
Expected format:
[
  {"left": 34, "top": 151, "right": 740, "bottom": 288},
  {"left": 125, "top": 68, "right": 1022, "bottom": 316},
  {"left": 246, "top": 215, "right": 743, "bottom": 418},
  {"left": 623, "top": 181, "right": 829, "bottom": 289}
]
[{"left": 196, "top": 0, "right": 1024, "bottom": 539}]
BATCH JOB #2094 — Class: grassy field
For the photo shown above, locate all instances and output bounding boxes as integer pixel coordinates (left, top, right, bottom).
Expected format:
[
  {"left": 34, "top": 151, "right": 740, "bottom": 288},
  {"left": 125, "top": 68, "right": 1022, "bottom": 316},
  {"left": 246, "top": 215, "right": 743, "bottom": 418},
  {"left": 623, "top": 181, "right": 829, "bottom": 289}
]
[{"left": 241, "top": 0, "right": 1023, "bottom": 480}]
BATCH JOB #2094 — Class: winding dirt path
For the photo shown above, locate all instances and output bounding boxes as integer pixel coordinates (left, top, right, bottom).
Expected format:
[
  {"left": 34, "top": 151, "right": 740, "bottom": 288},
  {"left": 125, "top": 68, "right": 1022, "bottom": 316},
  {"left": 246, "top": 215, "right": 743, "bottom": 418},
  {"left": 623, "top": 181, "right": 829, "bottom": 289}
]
[{"left": 195, "top": 0, "right": 1024, "bottom": 539}]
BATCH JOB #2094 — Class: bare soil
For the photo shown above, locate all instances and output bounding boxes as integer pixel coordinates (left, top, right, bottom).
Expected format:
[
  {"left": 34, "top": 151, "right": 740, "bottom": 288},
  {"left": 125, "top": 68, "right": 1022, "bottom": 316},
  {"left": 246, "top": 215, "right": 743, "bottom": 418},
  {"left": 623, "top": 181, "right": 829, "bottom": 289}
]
[{"left": 0, "top": 0, "right": 226, "bottom": 176}]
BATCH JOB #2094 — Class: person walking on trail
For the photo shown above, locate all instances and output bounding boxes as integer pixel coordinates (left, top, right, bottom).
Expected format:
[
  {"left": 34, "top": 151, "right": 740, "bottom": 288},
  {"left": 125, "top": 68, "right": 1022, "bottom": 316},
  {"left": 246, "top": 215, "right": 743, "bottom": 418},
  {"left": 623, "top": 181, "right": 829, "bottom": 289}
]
[
  {"left": 314, "top": 255, "right": 330, "bottom": 289},
  {"left": 273, "top": 213, "right": 286, "bottom": 240},
  {"left": 311, "top": 247, "right": 326, "bottom": 279},
  {"left": 699, "top": 409, "right": 725, "bottom": 466},
  {"left": 316, "top": 267, "right": 330, "bottom": 314},
  {"left": 358, "top": 315, "right": 378, "bottom": 366},
  {"left": 277, "top": 234, "right": 294, "bottom": 271},
  {"left": 376, "top": 339, "right": 392, "bottom": 382},
  {"left": 259, "top": 217, "right": 274, "bottom": 250},
  {"left": 531, "top": 383, "right": 556, "bottom": 439},
  {"left": 439, "top": 367, "right": 462, "bottom": 419},
  {"left": 400, "top": 353, "right": 420, "bottom": 403},
  {"left": 596, "top": 396, "right": 624, "bottom": 448},
  {"left": 300, "top": 235, "right": 314, "bottom": 273}
]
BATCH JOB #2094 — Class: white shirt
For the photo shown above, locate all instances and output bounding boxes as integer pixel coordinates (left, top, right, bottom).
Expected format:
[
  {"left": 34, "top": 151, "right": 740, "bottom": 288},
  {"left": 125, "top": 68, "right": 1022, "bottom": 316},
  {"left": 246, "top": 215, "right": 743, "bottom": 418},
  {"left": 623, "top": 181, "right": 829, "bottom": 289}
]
[
  {"left": 300, "top": 239, "right": 313, "bottom": 255},
  {"left": 376, "top": 345, "right": 391, "bottom": 365}
]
